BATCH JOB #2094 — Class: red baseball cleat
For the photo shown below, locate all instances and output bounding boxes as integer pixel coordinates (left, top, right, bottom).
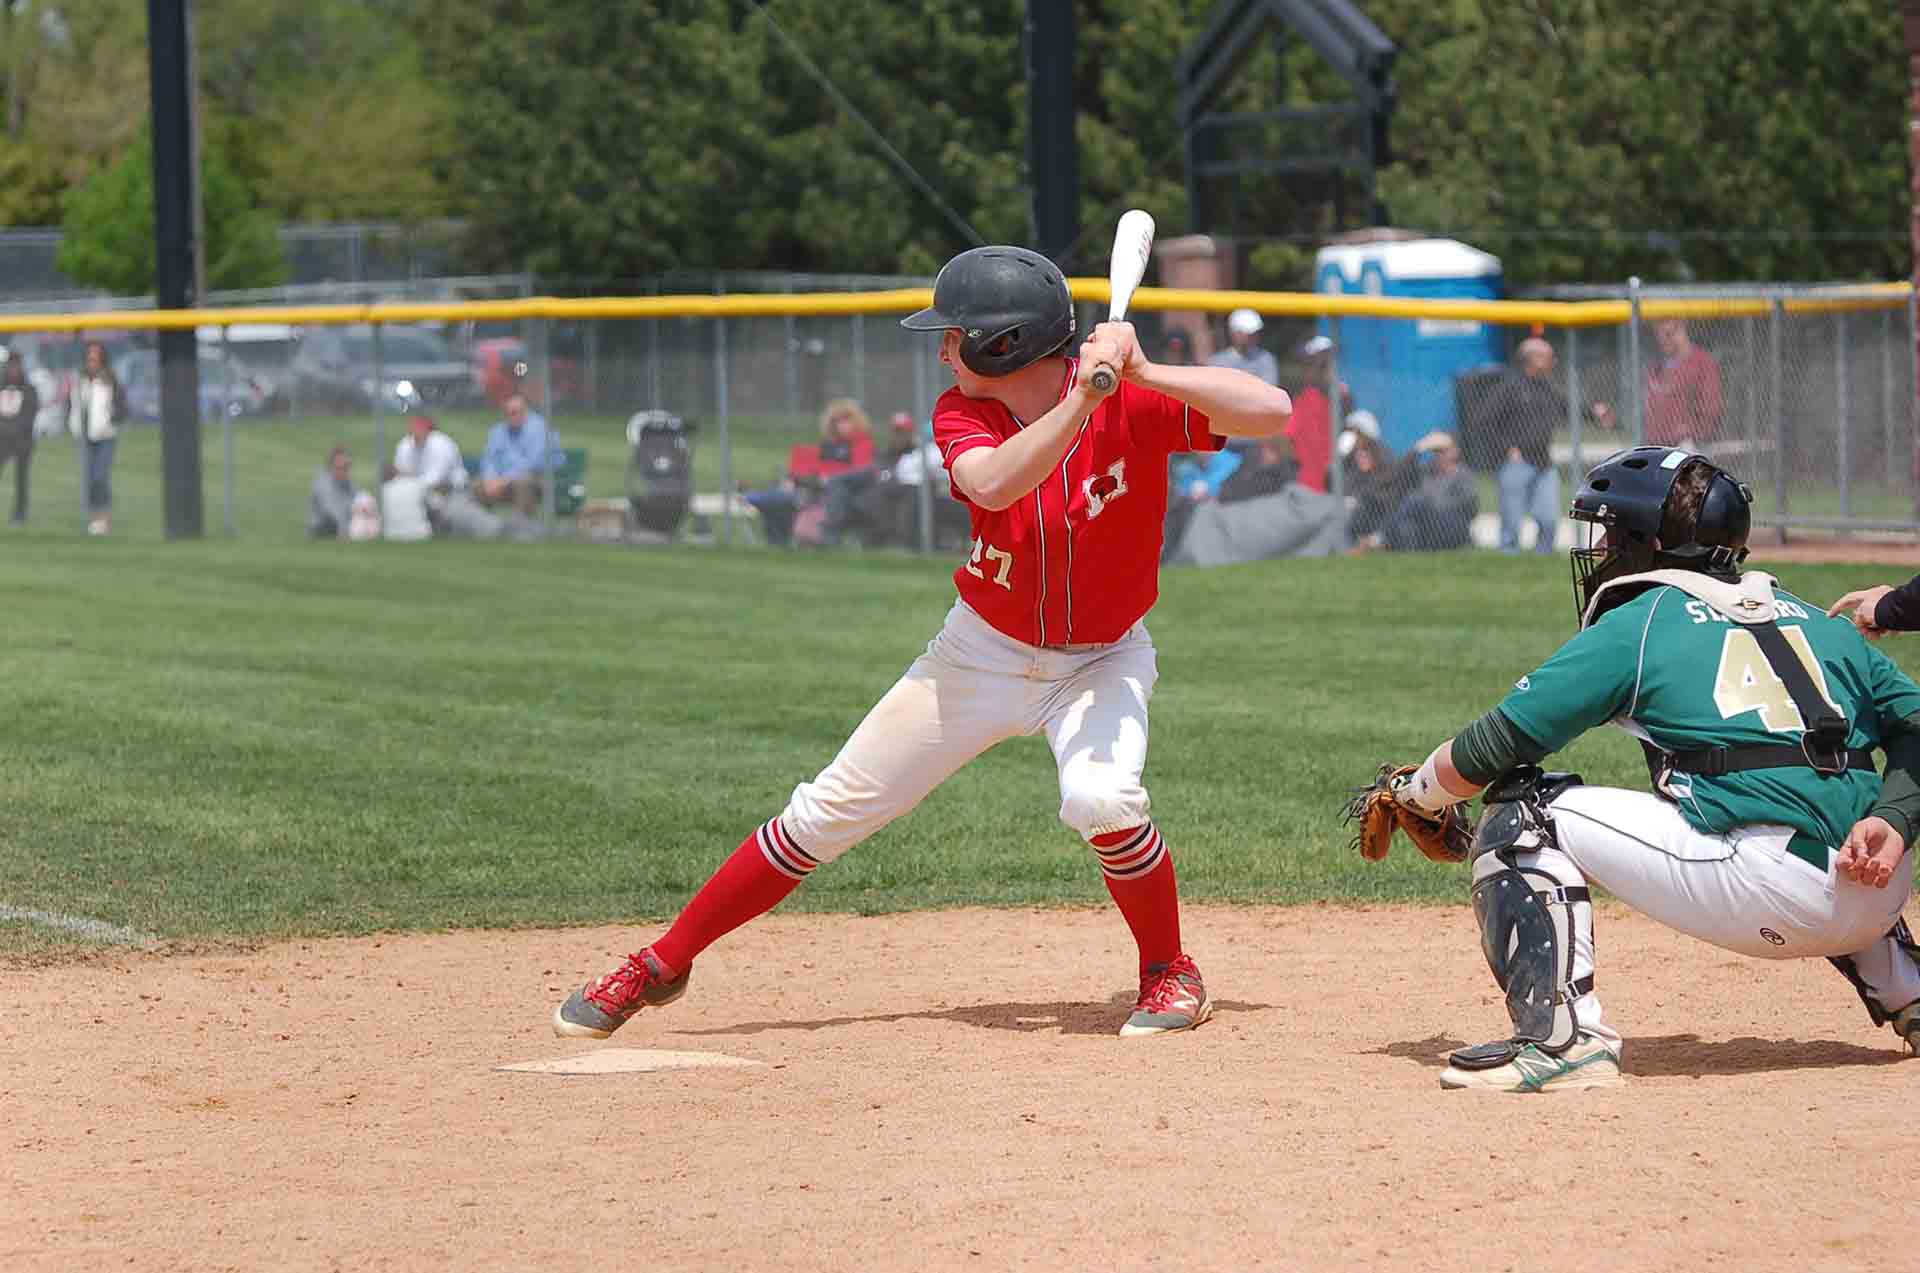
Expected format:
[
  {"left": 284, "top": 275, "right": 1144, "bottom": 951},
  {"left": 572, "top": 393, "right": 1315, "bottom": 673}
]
[
  {"left": 553, "top": 947, "right": 689, "bottom": 1039},
  {"left": 1120, "top": 953, "right": 1213, "bottom": 1037}
]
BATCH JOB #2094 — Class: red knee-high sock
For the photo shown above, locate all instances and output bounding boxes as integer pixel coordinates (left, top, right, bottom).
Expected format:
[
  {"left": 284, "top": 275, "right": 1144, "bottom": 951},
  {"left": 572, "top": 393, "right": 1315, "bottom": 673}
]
[
  {"left": 1092, "top": 823, "right": 1181, "bottom": 972},
  {"left": 650, "top": 818, "right": 814, "bottom": 976}
]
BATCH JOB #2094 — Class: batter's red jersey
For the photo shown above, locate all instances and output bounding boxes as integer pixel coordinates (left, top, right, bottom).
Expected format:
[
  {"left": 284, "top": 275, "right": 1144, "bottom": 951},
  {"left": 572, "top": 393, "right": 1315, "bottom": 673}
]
[{"left": 933, "top": 357, "right": 1220, "bottom": 646}]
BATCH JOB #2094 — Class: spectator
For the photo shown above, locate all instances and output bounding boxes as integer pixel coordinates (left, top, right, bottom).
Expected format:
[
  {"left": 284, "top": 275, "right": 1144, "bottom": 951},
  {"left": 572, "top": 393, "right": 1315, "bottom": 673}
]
[
  {"left": 476, "top": 392, "right": 554, "bottom": 515},
  {"left": 1286, "top": 335, "right": 1346, "bottom": 494},
  {"left": 390, "top": 413, "right": 499, "bottom": 539},
  {"left": 1644, "top": 319, "right": 1724, "bottom": 446},
  {"left": 1364, "top": 431, "right": 1478, "bottom": 553},
  {"left": 0, "top": 356, "right": 39, "bottom": 525},
  {"left": 1479, "top": 336, "right": 1566, "bottom": 555},
  {"left": 1338, "top": 411, "right": 1411, "bottom": 545},
  {"left": 1207, "top": 308, "right": 1280, "bottom": 385},
  {"left": 308, "top": 445, "right": 362, "bottom": 540},
  {"left": 67, "top": 340, "right": 127, "bottom": 536},
  {"left": 1159, "top": 331, "right": 1195, "bottom": 366},
  {"left": 818, "top": 410, "right": 919, "bottom": 547},
  {"left": 1215, "top": 432, "right": 1298, "bottom": 504},
  {"left": 744, "top": 398, "right": 873, "bottom": 547}
]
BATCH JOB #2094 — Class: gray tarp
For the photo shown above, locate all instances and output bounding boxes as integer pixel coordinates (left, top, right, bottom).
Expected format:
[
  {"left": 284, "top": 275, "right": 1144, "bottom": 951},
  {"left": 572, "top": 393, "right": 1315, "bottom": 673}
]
[{"left": 1164, "top": 484, "right": 1349, "bottom": 567}]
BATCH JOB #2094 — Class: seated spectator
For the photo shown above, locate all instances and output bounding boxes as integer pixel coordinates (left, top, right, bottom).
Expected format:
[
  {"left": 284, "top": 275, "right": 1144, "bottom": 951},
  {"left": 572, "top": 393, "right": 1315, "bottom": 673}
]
[
  {"left": 820, "top": 411, "right": 933, "bottom": 547},
  {"left": 1159, "top": 331, "right": 1194, "bottom": 366},
  {"left": 308, "top": 444, "right": 362, "bottom": 540},
  {"left": 390, "top": 413, "right": 500, "bottom": 540},
  {"left": 475, "top": 393, "right": 554, "bottom": 515},
  {"left": 744, "top": 398, "right": 875, "bottom": 547},
  {"left": 379, "top": 465, "right": 433, "bottom": 542},
  {"left": 1338, "top": 411, "right": 1412, "bottom": 545},
  {"left": 0, "top": 356, "right": 38, "bottom": 526},
  {"left": 1363, "top": 431, "right": 1478, "bottom": 553},
  {"left": 1216, "top": 433, "right": 1298, "bottom": 503}
]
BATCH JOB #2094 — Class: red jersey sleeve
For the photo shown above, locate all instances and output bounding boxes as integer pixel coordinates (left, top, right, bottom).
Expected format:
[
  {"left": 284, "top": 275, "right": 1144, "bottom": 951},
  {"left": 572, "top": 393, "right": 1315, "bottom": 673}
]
[
  {"left": 1122, "top": 380, "right": 1219, "bottom": 455},
  {"left": 932, "top": 390, "right": 1002, "bottom": 507}
]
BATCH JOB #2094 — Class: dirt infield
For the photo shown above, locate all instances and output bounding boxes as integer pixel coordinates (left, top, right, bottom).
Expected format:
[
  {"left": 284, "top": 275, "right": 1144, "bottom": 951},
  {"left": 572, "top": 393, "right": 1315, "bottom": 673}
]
[
  {"left": 1748, "top": 536, "right": 1920, "bottom": 567},
  {"left": 5, "top": 903, "right": 1913, "bottom": 1273}
]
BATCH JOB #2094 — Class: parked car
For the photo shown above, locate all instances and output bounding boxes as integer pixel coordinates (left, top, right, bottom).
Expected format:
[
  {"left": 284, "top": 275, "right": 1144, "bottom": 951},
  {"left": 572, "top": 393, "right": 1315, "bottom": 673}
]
[
  {"left": 198, "top": 323, "right": 299, "bottom": 415},
  {"left": 112, "top": 347, "right": 275, "bottom": 422},
  {"left": 288, "top": 324, "right": 477, "bottom": 414}
]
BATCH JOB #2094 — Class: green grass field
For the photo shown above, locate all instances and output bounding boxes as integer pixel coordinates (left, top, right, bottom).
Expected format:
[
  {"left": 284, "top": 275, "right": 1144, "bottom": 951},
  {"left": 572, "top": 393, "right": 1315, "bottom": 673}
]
[{"left": 3, "top": 534, "right": 1914, "bottom": 958}]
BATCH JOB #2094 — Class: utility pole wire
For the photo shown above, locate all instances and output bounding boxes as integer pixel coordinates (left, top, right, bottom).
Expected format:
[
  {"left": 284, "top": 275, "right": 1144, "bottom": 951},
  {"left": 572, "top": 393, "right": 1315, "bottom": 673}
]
[{"left": 746, "top": 0, "right": 985, "bottom": 252}]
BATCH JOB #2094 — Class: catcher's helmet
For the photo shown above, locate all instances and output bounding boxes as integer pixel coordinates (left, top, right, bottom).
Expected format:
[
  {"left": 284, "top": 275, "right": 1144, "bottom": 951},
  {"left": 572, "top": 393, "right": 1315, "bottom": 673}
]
[
  {"left": 1568, "top": 446, "right": 1752, "bottom": 625},
  {"left": 900, "top": 246, "right": 1076, "bottom": 376}
]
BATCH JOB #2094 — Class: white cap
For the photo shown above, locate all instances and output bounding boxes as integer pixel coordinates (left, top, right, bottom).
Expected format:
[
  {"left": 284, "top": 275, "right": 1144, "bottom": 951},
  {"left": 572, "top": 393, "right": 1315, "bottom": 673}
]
[
  {"left": 1336, "top": 430, "right": 1361, "bottom": 460},
  {"left": 1227, "top": 308, "right": 1264, "bottom": 336},
  {"left": 1344, "top": 409, "right": 1380, "bottom": 441},
  {"left": 1301, "top": 335, "right": 1334, "bottom": 357}
]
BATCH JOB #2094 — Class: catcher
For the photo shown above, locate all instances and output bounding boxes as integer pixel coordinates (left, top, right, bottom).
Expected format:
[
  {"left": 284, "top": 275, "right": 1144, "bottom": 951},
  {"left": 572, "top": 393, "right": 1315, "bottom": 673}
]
[{"left": 1348, "top": 447, "right": 1920, "bottom": 1092}]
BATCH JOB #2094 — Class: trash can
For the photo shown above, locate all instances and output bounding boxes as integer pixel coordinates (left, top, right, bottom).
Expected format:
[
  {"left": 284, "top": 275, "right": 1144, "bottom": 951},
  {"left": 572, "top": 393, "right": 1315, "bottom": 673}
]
[
  {"left": 625, "top": 409, "right": 694, "bottom": 537},
  {"left": 1314, "top": 238, "right": 1504, "bottom": 453}
]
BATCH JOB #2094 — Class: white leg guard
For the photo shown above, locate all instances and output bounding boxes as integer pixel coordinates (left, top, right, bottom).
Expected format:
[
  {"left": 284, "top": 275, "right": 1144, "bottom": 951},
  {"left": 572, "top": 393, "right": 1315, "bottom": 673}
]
[{"left": 1829, "top": 917, "right": 1920, "bottom": 1039}]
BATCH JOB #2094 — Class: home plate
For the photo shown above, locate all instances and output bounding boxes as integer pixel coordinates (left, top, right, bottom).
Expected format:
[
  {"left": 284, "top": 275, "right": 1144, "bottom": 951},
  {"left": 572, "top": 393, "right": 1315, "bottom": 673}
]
[{"left": 497, "top": 1048, "right": 766, "bottom": 1076}]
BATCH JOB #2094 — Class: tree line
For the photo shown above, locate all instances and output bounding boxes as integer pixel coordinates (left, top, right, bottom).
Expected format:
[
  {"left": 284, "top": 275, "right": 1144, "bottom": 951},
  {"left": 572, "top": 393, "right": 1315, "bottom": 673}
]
[{"left": 2, "top": 0, "right": 1905, "bottom": 294}]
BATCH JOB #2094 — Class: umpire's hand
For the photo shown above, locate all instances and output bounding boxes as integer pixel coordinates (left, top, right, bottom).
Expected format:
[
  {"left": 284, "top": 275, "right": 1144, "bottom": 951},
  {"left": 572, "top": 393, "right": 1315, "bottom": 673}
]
[{"left": 1827, "top": 585, "right": 1895, "bottom": 639}]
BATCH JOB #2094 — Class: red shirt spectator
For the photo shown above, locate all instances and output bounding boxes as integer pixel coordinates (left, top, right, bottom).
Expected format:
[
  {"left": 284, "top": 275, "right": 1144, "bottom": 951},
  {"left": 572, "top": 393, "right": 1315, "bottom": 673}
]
[{"left": 1644, "top": 320, "right": 1724, "bottom": 446}]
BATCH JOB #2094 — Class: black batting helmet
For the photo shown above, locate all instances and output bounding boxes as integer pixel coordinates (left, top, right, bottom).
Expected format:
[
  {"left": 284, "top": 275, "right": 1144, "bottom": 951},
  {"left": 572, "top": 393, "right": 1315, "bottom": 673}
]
[
  {"left": 901, "top": 246, "right": 1076, "bottom": 376},
  {"left": 1568, "top": 446, "right": 1752, "bottom": 625}
]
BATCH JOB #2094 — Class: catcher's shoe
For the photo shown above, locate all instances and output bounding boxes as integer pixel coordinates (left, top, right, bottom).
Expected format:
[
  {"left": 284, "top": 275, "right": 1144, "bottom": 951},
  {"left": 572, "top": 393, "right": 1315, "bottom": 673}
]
[
  {"left": 1438, "top": 1033, "right": 1622, "bottom": 1092},
  {"left": 553, "top": 947, "right": 689, "bottom": 1039},
  {"left": 1119, "top": 953, "right": 1213, "bottom": 1037},
  {"left": 1893, "top": 1002, "right": 1920, "bottom": 1055}
]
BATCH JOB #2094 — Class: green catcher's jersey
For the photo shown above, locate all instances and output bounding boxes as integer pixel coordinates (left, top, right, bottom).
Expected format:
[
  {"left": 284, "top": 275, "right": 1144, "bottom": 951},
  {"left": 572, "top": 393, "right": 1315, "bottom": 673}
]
[{"left": 1496, "top": 579, "right": 1920, "bottom": 845}]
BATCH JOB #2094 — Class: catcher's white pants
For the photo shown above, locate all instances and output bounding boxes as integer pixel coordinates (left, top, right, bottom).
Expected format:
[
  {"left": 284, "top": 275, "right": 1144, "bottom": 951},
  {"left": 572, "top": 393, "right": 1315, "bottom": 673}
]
[
  {"left": 1541, "top": 785, "right": 1919, "bottom": 1050},
  {"left": 780, "top": 600, "right": 1158, "bottom": 861}
]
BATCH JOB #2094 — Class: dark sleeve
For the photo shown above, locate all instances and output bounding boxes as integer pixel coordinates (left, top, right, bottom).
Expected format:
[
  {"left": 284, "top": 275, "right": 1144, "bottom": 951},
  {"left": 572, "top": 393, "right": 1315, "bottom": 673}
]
[
  {"left": 1872, "top": 575, "right": 1920, "bottom": 632},
  {"left": 1867, "top": 710, "right": 1920, "bottom": 845},
  {"left": 1451, "top": 707, "right": 1553, "bottom": 787},
  {"left": 111, "top": 379, "right": 129, "bottom": 422}
]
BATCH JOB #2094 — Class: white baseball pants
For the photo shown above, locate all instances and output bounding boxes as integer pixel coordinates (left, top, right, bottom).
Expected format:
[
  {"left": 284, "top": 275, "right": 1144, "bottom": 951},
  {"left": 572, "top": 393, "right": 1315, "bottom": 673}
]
[
  {"left": 780, "top": 600, "right": 1159, "bottom": 862},
  {"left": 1541, "top": 785, "right": 1919, "bottom": 1050}
]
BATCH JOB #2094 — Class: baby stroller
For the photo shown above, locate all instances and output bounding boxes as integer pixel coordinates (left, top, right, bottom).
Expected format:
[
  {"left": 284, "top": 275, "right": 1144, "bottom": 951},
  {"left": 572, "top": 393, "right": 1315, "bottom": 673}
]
[{"left": 625, "top": 409, "right": 694, "bottom": 537}]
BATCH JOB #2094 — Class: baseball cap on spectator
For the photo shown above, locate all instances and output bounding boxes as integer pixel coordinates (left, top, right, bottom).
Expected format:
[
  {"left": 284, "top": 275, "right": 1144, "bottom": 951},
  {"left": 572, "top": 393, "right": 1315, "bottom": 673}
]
[
  {"left": 1336, "top": 410, "right": 1383, "bottom": 460},
  {"left": 1227, "top": 308, "right": 1264, "bottom": 336},
  {"left": 889, "top": 411, "right": 915, "bottom": 433},
  {"left": 1301, "top": 335, "right": 1335, "bottom": 357}
]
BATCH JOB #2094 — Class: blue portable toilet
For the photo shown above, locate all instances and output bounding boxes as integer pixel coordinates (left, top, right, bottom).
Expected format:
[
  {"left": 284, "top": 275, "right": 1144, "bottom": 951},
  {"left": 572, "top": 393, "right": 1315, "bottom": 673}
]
[{"left": 1313, "top": 238, "right": 1504, "bottom": 454}]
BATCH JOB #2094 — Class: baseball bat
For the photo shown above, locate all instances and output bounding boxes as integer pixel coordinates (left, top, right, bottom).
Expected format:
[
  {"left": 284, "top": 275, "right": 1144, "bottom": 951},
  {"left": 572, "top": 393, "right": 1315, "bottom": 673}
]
[{"left": 1088, "top": 209, "right": 1156, "bottom": 393}]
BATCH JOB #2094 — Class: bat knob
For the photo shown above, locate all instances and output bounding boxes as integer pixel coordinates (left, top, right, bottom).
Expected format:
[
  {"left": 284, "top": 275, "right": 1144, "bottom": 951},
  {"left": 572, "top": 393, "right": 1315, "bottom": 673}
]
[{"left": 1089, "top": 365, "right": 1117, "bottom": 393}]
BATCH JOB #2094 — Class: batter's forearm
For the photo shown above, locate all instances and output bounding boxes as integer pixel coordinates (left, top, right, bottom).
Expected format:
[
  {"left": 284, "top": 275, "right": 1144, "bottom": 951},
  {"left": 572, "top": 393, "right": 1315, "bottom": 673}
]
[
  {"left": 1133, "top": 364, "right": 1292, "bottom": 438},
  {"left": 950, "top": 386, "right": 1099, "bottom": 510}
]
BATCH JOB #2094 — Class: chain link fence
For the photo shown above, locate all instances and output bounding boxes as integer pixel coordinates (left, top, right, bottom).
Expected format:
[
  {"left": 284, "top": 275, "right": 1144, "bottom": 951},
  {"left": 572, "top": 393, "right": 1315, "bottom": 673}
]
[{"left": 0, "top": 279, "right": 1910, "bottom": 553}]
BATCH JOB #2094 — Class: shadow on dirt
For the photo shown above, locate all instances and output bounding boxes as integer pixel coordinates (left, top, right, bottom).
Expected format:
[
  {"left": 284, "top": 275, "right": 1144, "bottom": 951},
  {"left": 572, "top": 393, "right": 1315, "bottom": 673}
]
[
  {"left": 1368, "top": 1031, "right": 1908, "bottom": 1076},
  {"left": 674, "top": 995, "right": 1279, "bottom": 1038}
]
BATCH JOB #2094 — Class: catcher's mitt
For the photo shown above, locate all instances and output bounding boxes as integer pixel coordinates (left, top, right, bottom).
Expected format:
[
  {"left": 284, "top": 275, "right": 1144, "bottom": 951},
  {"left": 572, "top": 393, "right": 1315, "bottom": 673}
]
[{"left": 1341, "top": 764, "right": 1474, "bottom": 864}]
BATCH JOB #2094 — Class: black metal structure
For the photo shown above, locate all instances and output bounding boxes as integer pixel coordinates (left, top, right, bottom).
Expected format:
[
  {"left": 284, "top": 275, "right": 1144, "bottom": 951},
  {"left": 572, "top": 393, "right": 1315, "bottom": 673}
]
[
  {"left": 1025, "top": 1, "right": 1079, "bottom": 265},
  {"left": 148, "top": 0, "right": 203, "bottom": 538},
  {"left": 1176, "top": 0, "right": 1395, "bottom": 241}
]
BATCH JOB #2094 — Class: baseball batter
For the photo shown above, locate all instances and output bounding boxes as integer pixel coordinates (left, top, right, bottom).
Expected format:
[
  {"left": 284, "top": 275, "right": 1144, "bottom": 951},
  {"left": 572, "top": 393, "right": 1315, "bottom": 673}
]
[
  {"left": 555, "top": 245, "right": 1292, "bottom": 1039},
  {"left": 1381, "top": 447, "right": 1920, "bottom": 1091}
]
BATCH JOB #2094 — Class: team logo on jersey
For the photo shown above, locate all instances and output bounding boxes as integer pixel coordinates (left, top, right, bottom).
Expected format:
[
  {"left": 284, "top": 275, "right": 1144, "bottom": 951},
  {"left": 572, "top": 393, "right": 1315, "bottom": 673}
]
[
  {"left": 1514, "top": 676, "right": 1531, "bottom": 692},
  {"left": 1081, "top": 459, "right": 1130, "bottom": 520}
]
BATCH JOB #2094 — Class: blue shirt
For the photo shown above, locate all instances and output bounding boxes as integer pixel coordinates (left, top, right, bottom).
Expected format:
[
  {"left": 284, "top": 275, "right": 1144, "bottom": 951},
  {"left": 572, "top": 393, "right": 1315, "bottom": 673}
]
[
  {"left": 481, "top": 411, "right": 554, "bottom": 480},
  {"left": 1171, "top": 447, "right": 1244, "bottom": 498}
]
